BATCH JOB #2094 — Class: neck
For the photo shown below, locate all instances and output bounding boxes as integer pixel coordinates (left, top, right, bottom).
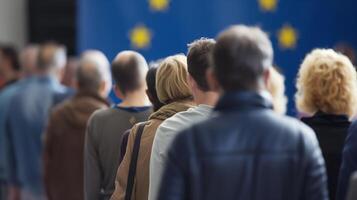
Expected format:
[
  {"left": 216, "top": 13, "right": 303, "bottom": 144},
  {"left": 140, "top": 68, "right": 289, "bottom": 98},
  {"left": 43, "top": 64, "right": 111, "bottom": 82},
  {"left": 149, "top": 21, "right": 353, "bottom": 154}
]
[
  {"left": 194, "top": 91, "right": 219, "bottom": 106},
  {"left": 118, "top": 89, "right": 151, "bottom": 107}
]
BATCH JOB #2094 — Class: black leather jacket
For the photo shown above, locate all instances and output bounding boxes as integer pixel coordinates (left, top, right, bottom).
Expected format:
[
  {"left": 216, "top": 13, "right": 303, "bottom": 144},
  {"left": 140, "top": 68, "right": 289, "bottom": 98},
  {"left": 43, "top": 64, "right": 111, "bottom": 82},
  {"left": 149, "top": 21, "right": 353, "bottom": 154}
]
[{"left": 158, "top": 92, "right": 329, "bottom": 200}]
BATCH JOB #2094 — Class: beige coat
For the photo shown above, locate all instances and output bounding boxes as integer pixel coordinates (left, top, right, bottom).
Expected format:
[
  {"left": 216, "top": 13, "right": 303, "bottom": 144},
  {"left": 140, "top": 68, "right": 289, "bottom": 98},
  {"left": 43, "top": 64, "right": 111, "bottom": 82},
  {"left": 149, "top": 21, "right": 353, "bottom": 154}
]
[{"left": 110, "top": 100, "right": 194, "bottom": 200}]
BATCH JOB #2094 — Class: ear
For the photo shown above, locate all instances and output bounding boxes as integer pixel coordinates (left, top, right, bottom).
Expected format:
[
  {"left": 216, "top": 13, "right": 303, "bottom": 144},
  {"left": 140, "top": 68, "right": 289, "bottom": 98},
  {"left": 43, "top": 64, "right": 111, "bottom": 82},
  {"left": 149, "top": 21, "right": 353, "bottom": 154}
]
[
  {"left": 113, "top": 85, "right": 124, "bottom": 99},
  {"left": 263, "top": 68, "right": 271, "bottom": 89},
  {"left": 98, "top": 81, "right": 108, "bottom": 98},
  {"left": 206, "top": 67, "right": 221, "bottom": 92},
  {"left": 187, "top": 74, "right": 197, "bottom": 92}
]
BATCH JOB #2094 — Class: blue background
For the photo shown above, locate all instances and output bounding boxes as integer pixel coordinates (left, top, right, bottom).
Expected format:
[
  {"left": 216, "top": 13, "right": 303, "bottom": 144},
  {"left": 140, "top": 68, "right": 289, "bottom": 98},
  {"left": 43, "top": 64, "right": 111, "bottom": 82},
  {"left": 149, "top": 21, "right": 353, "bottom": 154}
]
[{"left": 77, "top": 0, "right": 357, "bottom": 115}]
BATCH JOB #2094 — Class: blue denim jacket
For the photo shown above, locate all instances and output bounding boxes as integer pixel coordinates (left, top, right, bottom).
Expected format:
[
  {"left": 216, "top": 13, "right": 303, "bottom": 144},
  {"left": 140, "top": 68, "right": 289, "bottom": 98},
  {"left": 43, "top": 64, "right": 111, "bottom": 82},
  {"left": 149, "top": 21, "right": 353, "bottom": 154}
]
[
  {"left": 5, "top": 76, "right": 73, "bottom": 195},
  {"left": 0, "top": 79, "right": 30, "bottom": 182}
]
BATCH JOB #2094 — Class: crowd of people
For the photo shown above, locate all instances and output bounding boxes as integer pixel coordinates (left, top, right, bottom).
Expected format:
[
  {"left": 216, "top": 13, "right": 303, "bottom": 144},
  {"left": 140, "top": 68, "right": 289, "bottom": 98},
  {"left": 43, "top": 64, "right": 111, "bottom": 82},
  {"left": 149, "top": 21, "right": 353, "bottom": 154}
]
[{"left": 0, "top": 24, "right": 356, "bottom": 200}]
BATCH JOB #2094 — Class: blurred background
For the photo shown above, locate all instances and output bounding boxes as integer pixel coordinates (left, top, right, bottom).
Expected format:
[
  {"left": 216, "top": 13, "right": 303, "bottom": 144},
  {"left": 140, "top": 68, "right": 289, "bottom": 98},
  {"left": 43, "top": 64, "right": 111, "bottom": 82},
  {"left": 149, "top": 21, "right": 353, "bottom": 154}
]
[{"left": 1, "top": 0, "right": 357, "bottom": 115}]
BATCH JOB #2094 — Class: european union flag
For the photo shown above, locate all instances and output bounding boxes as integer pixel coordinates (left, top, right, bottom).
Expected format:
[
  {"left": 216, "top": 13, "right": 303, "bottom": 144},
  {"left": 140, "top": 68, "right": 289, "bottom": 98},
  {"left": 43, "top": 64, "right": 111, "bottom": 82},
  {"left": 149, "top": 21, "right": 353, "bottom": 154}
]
[{"left": 78, "top": 0, "right": 357, "bottom": 115}]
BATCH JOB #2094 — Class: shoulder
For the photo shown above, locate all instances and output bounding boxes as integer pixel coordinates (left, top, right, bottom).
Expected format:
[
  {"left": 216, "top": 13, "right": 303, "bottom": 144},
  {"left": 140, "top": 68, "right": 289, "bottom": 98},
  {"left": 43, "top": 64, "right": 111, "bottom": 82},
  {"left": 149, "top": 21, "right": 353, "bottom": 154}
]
[
  {"left": 89, "top": 107, "right": 116, "bottom": 120},
  {"left": 158, "top": 106, "right": 210, "bottom": 133},
  {"left": 50, "top": 100, "right": 70, "bottom": 119}
]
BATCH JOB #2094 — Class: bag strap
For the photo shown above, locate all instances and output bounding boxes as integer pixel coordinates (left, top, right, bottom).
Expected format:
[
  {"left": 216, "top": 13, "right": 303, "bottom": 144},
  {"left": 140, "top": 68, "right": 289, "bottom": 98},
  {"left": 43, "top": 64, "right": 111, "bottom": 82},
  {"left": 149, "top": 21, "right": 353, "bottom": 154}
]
[{"left": 125, "top": 122, "right": 147, "bottom": 200}]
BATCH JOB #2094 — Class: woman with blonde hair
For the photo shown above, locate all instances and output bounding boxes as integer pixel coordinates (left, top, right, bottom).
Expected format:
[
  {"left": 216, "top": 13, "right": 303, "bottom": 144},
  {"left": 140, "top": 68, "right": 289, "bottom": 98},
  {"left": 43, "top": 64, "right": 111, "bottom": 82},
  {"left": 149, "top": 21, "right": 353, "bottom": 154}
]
[
  {"left": 296, "top": 49, "right": 357, "bottom": 200},
  {"left": 110, "top": 54, "right": 194, "bottom": 200}
]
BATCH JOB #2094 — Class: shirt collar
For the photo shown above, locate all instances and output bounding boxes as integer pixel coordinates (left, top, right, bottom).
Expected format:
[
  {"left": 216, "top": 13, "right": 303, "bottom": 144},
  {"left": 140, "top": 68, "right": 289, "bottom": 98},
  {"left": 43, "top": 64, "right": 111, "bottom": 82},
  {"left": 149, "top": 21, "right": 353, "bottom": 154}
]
[{"left": 214, "top": 91, "right": 273, "bottom": 112}]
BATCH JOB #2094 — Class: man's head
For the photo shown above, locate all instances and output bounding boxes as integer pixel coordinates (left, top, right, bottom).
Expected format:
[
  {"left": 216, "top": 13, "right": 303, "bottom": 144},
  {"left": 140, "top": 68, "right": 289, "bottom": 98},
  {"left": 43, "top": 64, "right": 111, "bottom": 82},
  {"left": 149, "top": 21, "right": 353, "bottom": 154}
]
[
  {"left": 146, "top": 60, "right": 165, "bottom": 111},
  {"left": 187, "top": 38, "right": 216, "bottom": 91},
  {"left": 37, "top": 42, "right": 67, "bottom": 79},
  {"left": 77, "top": 50, "right": 112, "bottom": 98},
  {"left": 0, "top": 45, "right": 20, "bottom": 81},
  {"left": 210, "top": 25, "right": 273, "bottom": 92},
  {"left": 187, "top": 38, "right": 219, "bottom": 105},
  {"left": 20, "top": 44, "right": 39, "bottom": 77},
  {"left": 111, "top": 50, "right": 148, "bottom": 99}
]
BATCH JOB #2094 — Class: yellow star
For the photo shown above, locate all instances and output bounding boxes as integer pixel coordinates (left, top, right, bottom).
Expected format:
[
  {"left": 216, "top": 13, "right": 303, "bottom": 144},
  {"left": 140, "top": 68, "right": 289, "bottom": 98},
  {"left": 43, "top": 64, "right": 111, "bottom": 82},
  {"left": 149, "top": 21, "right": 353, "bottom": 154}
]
[
  {"left": 149, "top": 0, "right": 170, "bottom": 11},
  {"left": 277, "top": 24, "right": 298, "bottom": 49},
  {"left": 129, "top": 25, "right": 152, "bottom": 49},
  {"left": 258, "top": 0, "right": 278, "bottom": 12}
]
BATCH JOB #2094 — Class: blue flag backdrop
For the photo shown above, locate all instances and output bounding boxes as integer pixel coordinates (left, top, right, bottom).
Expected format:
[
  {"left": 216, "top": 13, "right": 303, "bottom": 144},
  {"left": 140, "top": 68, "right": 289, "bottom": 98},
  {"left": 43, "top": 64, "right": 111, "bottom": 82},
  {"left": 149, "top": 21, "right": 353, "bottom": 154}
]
[{"left": 78, "top": 0, "right": 357, "bottom": 115}]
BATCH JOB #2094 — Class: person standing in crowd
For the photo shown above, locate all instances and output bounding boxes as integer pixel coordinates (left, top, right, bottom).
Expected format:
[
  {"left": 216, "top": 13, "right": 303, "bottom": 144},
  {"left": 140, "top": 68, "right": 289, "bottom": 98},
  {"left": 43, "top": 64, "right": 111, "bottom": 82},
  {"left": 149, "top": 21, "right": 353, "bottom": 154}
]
[
  {"left": 0, "top": 45, "right": 20, "bottom": 90},
  {"left": 296, "top": 49, "right": 357, "bottom": 200},
  {"left": 84, "top": 51, "right": 152, "bottom": 200},
  {"left": 110, "top": 55, "right": 195, "bottom": 200},
  {"left": 6, "top": 42, "right": 74, "bottom": 200},
  {"left": 0, "top": 44, "right": 39, "bottom": 200},
  {"left": 43, "top": 50, "right": 112, "bottom": 200},
  {"left": 149, "top": 38, "right": 219, "bottom": 200},
  {"left": 158, "top": 25, "right": 328, "bottom": 200},
  {"left": 297, "top": 49, "right": 357, "bottom": 200},
  {"left": 0, "top": 45, "right": 21, "bottom": 200},
  {"left": 119, "top": 61, "right": 165, "bottom": 164}
]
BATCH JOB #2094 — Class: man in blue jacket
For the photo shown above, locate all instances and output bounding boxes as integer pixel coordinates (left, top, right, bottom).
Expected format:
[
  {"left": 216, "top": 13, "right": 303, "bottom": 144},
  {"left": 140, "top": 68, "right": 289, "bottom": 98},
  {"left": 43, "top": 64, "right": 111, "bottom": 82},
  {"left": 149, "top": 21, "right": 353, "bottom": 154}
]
[
  {"left": 157, "top": 25, "right": 328, "bottom": 200},
  {"left": 5, "top": 43, "right": 73, "bottom": 200}
]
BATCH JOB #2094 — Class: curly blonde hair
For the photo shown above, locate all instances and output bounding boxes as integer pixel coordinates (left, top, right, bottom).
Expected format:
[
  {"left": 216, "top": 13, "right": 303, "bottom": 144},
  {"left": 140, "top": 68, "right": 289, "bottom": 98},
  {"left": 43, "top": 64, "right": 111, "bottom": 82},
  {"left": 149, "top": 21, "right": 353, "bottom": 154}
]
[
  {"left": 156, "top": 55, "right": 193, "bottom": 103},
  {"left": 296, "top": 49, "right": 357, "bottom": 117}
]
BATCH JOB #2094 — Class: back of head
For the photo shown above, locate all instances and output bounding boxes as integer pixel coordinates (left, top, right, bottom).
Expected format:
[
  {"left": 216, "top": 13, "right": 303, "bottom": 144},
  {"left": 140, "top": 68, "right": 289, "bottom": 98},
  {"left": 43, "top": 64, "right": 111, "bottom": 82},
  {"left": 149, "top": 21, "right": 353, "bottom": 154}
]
[
  {"left": 111, "top": 50, "right": 148, "bottom": 95},
  {"left": 77, "top": 50, "right": 112, "bottom": 97},
  {"left": 156, "top": 55, "right": 192, "bottom": 104},
  {"left": 37, "top": 42, "right": 67, "bottom": 73},
  {"left": 296, "top": 49, "right": 357, "bottom": 117},
  {"left": 20, "top": 44, "right": 39, "bottom": 76},
  {"left": 146, "top": 60, "right": 165, "bottom": 111},
  {"left": 213, "top": 25, "right": 273, "bottom": 91},
  {"left": 0, "top": 45, "right": 20, "bottom": 72},
  {"left": 187, "top": 38, "right": 216, "bottom": 91}
]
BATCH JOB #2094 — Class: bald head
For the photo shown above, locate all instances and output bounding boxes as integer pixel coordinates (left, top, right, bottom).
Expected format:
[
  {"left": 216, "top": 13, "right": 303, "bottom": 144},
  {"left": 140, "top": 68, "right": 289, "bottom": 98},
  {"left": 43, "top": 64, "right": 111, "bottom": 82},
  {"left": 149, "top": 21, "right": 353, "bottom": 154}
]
[
  {"left": 77, "top": 50, "right": 112, "bottom": 97},
  {"left": 111, "top": 50, "right": 148, "bottom": 95}
]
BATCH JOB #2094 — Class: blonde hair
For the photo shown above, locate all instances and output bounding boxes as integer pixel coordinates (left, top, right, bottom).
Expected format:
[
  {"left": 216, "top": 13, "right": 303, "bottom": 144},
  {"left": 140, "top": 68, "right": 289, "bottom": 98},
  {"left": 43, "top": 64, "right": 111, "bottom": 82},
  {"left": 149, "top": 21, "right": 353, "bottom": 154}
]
[
  {"left": 156, "top": 55, "right": 192, "bottom": 103},
  {"left": 296, "top": 49, "right": 357, "bottom": 117},
  {"left": 267, "top": 67, "right": 287, "bottom": 115}
]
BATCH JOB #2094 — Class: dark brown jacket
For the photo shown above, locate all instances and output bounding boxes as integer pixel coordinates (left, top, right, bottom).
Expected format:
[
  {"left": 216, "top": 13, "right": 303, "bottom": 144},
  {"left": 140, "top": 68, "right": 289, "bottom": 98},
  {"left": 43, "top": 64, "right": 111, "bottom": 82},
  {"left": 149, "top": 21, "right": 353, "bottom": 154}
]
[{"left": 44, "top": 91, "right": 109, "bottom": 200}]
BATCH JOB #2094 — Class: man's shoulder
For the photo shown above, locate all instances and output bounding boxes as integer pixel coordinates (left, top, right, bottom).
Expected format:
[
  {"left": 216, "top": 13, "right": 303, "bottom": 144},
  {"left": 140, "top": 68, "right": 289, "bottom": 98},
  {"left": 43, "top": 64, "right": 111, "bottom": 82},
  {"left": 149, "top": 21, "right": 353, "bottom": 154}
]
[
  {"left": 157, "top": 106, "right": 211, "bottom": 136},
  {"left": 90, "top": 107, "right": 117, "bottom": 120},
  {"left": 179, "top": 111, "right": 315, "bottom": 144}
]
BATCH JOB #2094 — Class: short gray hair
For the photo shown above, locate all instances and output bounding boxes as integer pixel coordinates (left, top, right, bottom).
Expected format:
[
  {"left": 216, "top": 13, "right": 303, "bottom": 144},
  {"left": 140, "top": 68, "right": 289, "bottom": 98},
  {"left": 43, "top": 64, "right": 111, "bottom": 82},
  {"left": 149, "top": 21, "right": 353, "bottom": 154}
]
[
  {"left": 37, "top": 43, "right": 67, "bottom": 71},
  {"left": 77, "top": 50, "right": 112, "bottom": 96}
]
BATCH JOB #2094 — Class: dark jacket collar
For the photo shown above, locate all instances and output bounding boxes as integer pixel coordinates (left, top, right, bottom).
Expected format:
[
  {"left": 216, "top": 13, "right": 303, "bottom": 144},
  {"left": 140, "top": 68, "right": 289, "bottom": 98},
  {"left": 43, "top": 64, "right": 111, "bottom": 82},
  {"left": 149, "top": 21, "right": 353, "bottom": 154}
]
[
  {"left": 75, "top": 90, "right": 109, "bottom": 106},
  {"left": 303, "top": 110, "right": 350, "bottom": 124},
  {"left": 215, "top": 91, "right": 273, "bottom": 112}
]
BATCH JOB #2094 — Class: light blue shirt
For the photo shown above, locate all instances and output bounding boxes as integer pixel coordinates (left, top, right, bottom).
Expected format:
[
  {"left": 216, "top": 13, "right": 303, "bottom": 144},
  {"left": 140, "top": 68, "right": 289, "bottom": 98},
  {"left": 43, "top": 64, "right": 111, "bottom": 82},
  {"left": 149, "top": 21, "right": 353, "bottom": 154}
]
[
  {"left": 5, "top": 75, "right": 73, "bottom": 195},
  {"left": 0, "top": 79, "right": 29, "bottom": 182}
]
